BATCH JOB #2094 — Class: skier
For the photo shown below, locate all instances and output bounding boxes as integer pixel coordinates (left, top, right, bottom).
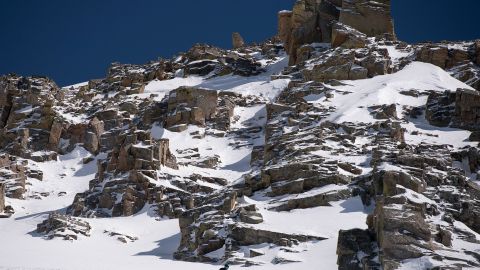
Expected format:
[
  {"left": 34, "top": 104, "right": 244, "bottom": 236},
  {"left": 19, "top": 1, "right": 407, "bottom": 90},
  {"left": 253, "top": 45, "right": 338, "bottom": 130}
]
[{"left": 219, "top": 263, "right": 230, "bottom": 270}]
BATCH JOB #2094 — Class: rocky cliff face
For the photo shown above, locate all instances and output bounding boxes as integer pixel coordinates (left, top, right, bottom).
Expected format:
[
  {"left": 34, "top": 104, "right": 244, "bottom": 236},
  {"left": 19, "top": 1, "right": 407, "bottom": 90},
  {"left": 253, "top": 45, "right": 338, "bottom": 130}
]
[
  {"left": 1, "top": 2, "right": 480, "bottom": 270},
  {"left": 279, "top": 0, "right": 395, "bottom": 65}
]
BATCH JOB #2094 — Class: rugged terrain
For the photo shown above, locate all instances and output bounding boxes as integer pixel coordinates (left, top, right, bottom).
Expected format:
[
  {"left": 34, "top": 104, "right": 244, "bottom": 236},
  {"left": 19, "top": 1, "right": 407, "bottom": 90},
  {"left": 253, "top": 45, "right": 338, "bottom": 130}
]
[{"left": 1, "top": 0, "right": 480, "bottom": 269}]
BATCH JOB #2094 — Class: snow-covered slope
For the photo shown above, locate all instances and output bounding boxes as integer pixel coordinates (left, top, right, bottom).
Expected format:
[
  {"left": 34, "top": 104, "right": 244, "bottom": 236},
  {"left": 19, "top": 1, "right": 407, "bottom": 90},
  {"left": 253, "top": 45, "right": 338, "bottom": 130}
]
[{"left": 1, "top": 29, "right": 480, "bottom": 270}]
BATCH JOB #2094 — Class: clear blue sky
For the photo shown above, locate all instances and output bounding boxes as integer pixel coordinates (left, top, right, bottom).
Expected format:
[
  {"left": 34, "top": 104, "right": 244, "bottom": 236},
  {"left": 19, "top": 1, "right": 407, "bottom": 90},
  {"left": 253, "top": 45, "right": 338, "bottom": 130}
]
[{"left": 0, "top": 0, "right": 478, "bottom": 86}]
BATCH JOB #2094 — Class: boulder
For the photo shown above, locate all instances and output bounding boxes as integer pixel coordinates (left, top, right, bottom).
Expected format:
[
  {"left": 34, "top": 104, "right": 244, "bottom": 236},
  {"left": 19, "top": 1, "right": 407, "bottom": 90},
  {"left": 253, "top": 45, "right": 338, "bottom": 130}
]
[
  {"left": 239, "top": 209, "right": 264, "bottom": 224},
  {"left": 331, "top": 22, "right": 367, "bottom": 49},
  {"left": 37, "top": 212, "right": 91, "bottom": 240},
  {"left": 232, "top": 32, "right": 245, "bottom": 49},
  {"left": 436, "top": 226, "right": 452, "bottom": 247}
]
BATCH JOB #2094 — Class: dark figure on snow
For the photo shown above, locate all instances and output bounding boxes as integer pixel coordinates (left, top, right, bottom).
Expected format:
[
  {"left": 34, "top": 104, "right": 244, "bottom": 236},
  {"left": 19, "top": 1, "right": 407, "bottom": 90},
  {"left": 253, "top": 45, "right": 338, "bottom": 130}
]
[{"left": 219, "top": 263, "right": 230, "bottom": 270}]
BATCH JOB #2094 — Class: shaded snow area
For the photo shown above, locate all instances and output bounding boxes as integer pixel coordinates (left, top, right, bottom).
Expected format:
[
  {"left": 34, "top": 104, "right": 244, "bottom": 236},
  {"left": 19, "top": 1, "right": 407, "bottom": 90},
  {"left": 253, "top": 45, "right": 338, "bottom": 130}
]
[{"left": 2, "top": 40, "right": 480, "bottom": 270}]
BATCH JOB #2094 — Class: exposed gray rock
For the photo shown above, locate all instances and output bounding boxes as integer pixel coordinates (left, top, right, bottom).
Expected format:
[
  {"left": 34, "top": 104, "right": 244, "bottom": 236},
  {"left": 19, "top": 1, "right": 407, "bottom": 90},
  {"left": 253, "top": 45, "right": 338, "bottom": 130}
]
[{"left": 37, "top": 213, "right": 91, "bottom": 240}]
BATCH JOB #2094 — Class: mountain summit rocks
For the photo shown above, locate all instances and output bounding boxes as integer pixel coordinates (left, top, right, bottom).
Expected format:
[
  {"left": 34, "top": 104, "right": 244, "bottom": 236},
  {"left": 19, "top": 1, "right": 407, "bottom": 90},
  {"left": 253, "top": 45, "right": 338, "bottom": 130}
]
[{"left": 278, "top": 0, "right": 395, "bottom": 64}]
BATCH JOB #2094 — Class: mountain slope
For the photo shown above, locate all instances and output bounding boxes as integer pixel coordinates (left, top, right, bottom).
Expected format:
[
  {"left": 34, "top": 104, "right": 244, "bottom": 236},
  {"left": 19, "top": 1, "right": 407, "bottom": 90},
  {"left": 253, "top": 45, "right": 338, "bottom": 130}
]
[{"left": 1, "top": 1, "right": 480, "bottom": 270}]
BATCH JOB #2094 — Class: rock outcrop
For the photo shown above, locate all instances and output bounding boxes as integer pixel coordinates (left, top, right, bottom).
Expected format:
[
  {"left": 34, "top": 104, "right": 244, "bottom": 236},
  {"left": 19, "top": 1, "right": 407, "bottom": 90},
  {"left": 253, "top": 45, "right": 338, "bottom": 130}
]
[
  {"left": 174, "top": 190, "right": 326, "bottom": 263},
  {"left": 232, "top": 32, "right": 245, "bottom": 49},
  {"left": 278, "top": 0, "right": 395, "bottom": 64},
  {"left": 0, "top": 154, "right": 28, "bottom": 199},
  {"left": 165, "top": 87, "right": 218, "bottom": 131},
  {"left": 37, "top": 213, "right": 91, "bottom": 240},
  {"left": 339, "top": 0, "right": 395, "bottom": 39},
  {"left": 331, "top": 22, "right": 367, "bottom": 49},
  {"left": 337, "top": 229, "right": 378, "bottom": 270},
  {"left": 302, "top": 46, "right": 391, "bottom": 82},
  {"left": 0, "top": 75, "right": 61, "bottom": 161},
  {"left": 452, "top": 88, "right": 480, "bottom": 130},
  {"left": 426, "top": 88, "right": 480, "bottom": 131},
  {"left": 68, "top": 129, "right": 179, "bottom": 217},
  {"left": 182, "top": 44, "right": 264, "bottom": 77}
]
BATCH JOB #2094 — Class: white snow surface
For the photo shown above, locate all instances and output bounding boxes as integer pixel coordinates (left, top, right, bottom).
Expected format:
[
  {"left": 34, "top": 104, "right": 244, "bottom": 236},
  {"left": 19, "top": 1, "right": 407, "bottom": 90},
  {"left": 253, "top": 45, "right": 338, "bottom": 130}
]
[{"left": 322, "top": 62, "right": 473, "bottom": 124}]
